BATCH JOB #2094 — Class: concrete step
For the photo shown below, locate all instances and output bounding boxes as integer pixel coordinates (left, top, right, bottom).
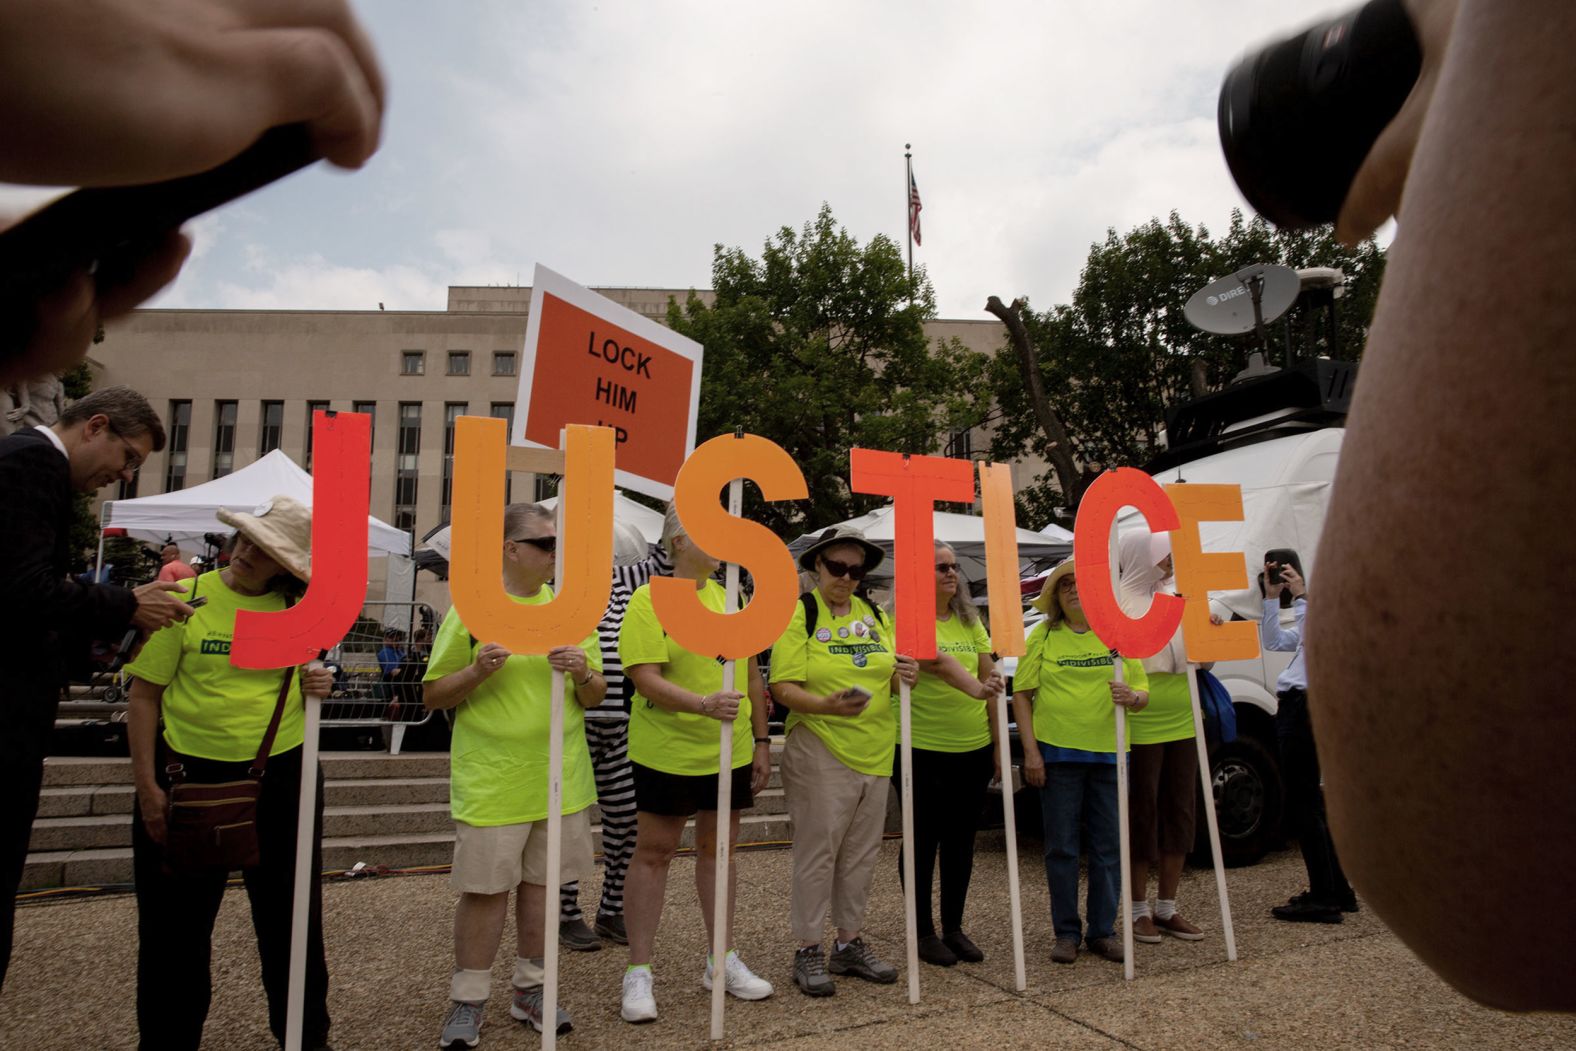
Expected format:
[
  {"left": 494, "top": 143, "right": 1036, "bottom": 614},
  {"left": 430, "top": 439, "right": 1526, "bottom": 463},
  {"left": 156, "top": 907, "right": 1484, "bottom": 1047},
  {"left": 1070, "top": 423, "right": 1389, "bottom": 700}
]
[
  {"left": 38, "top": 751, "right": 459, "bottom": 788},
  {"left": 20, "top": 813, "right": 793, "bottom": 890}
]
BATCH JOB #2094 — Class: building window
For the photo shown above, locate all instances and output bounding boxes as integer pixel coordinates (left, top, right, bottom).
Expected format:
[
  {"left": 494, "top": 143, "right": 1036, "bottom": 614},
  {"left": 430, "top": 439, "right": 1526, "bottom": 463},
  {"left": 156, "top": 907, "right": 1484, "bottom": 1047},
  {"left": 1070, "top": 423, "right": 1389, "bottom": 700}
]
[
  {"left": 353, "top": 401, "right": 376, "bottom": 444},
  {"left": 490, "top": 402, "right": 514, "bottom": 502},
  {"left": 304, "top": 400, "right": 330, "bottom": 469},
  {"left": 213, "top": 400, "right": 237, "bottom": 478},
  {"left": 165, "top": 400, "right": 191, "bottom": 492},
  {"left": 394, "top": 402, "right": 421, "bottom": 531},
  {"left": 259, "top": 400, "right": 284, "bottom": 455},
  {"left": 401, "top": 350, "right": 425, "bottom": 376},
  {"left": 441, "top": 402, "right": 467, "bottom": 517},
  {"left": 492, "top": 351, "right": 517, "bottom": 376},
  {"left": 447, "top": 351, "right": 471, "bottom": 376},
  {"left": 944, "top": 427, "right": 975, "bottom": 460}
]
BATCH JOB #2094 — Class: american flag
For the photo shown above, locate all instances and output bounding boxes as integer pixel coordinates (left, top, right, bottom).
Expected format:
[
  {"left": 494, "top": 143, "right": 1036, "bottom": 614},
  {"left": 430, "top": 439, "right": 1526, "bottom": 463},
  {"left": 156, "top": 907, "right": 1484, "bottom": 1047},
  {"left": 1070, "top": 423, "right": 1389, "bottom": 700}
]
[{"left": 908, "top": 170, "right": 923, "bottom": 247}]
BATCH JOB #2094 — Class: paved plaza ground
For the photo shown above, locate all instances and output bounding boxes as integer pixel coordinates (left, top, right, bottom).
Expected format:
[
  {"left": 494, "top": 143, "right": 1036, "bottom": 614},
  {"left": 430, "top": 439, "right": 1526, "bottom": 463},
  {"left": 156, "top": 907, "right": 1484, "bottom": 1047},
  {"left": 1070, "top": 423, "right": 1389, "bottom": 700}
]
[{"left": 5, "top": 843, "right": 1572, "bottom": 1050}]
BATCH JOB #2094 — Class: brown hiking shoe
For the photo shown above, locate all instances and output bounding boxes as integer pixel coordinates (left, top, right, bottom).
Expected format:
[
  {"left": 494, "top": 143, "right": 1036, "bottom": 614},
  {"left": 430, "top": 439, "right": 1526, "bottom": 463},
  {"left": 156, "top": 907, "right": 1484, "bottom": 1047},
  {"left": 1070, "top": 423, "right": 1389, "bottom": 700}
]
[
  {"left": 1050, "top": 936, "right": 1079, "bottom": 964},
  {"left": 1155, "top": 912, "right": 1206, "bottom": 941},
  {"left": 1132, "top": 915, "right": 1162, "bottom": 943},
  {"left": 1087, "top": 936, "right": 1126, "bottom": 963}
]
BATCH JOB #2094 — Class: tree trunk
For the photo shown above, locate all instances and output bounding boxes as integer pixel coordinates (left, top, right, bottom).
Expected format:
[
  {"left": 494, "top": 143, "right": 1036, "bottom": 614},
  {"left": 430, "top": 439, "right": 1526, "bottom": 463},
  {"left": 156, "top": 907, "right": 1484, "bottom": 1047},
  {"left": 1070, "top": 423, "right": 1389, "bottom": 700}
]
[
  {"left": 984, "top": 295, "right": 1083, "bottom": 507},
  {"left": 1189, "top": 355, "right": 1209, "bottom": 399}
]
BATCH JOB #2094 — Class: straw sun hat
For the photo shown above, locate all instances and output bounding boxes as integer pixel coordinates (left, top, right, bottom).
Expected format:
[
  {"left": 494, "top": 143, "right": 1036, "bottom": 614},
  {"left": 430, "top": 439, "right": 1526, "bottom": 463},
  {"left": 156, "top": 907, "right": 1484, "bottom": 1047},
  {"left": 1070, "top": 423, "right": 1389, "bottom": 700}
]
[
  {"left": 1029, "top": 558, "right": 1078, "bottom": 614},
  {"left": 216, "top": 495, "right": 313, "bottom": 583}
]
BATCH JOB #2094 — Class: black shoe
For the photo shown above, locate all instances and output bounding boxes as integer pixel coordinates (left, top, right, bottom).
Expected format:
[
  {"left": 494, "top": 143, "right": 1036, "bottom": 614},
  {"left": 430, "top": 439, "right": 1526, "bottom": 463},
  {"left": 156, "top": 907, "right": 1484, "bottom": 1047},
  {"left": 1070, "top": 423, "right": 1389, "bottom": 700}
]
[
  {"left": 559, "top": 917, "right": 603, "bottom": 951},
  {"left": 1290, "top": 889, "right": 1359, "bottom": 914},
  {"left": 941, "top": 930, "right": 984, "bottom": 963},
  {"left": 594, "top": 912, "right": 628, "bottom": 944},
  {"left": 1272, "top": 897, "right": 1344, "bottom": 923},
  {"left": 916, "top": 934, "right": 958, "bottom": 967}
]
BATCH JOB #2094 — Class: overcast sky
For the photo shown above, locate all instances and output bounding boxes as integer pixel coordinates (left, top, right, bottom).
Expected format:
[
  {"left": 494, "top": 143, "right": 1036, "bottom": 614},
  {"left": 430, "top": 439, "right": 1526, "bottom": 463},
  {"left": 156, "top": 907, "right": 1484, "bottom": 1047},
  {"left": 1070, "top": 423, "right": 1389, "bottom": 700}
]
[{"left": 7, "top": 0, "right": 1364, "bottom": 321}]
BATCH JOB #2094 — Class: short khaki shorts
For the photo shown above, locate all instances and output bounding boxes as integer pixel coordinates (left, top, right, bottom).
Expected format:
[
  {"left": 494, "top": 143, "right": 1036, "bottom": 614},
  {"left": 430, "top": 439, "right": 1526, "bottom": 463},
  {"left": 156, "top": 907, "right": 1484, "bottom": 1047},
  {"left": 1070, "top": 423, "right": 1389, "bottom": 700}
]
[{"left": 451, "top": 808, "right": 594, "bottom": 895}]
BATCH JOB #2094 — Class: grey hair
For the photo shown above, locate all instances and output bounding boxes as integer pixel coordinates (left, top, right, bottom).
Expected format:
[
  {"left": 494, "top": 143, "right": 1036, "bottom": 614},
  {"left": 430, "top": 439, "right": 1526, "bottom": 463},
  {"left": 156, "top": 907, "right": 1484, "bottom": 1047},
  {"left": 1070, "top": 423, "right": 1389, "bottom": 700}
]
[
  {"left": 937, "top": 542, "right": 979, "bottom": 625},
  {"left": 60, "top": 385, "right": 166, "bottom": 450},
  {"left": 660, "top": 501, "right": 685, "bottom": 557},
  {"left": 503, "top": 502, "right": 554, "bottom": 538}
]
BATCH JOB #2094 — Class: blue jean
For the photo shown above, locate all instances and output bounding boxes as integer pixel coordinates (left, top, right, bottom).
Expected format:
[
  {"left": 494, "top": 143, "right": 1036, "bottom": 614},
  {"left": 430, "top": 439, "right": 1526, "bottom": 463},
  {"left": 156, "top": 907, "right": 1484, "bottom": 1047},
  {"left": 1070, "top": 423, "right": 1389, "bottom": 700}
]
[{"left": 1039, "top": 761, "right": 1120, "bottom": 943}]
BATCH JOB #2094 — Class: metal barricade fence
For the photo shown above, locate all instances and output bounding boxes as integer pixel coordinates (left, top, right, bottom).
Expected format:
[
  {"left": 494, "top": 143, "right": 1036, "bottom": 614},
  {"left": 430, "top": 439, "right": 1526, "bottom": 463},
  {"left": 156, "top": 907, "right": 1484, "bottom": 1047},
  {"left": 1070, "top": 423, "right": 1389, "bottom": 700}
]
[{"left": 321, "top": 600, "right": 441, "bottom": 755}]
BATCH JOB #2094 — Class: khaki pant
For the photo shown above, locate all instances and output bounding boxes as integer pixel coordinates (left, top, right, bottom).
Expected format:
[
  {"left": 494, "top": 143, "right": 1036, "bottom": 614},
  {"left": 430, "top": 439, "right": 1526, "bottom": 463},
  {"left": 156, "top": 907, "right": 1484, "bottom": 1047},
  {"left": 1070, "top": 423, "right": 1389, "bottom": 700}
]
[{"left": 780, "top": 725, "right": 890, "bottom": 944}]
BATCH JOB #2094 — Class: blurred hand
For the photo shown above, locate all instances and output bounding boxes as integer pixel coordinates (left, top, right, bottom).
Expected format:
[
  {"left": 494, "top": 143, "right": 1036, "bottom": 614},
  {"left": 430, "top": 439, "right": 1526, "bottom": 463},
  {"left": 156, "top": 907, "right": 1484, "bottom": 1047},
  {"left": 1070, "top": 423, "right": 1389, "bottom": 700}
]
[
  {"left": 1336, "top": 0, "right": 1461, "bottom": 244},
  {"left": 0, "top": 0, "right": 386, "bottom": 187},
  {"left": 130, "top": 580, "right": 196, "bottom": 632},
  {"left": 824, "top": 689, "right": 871, "bottom": 717},
  {"left": 892, "top": 654, "right": 919, "bottom": 688},
  {"left": 975, "top": 671, "right": 1005, "bottom": 700},
  {"left": 1022, "top": 751, "right": 1046, "bottom": 789},
  {"left": 300, "top": 664, "right": 334, "bottom": 697},
  {"left": 1280, "top": 565, "right": 1308, "bottom": 599},
  {"left": 1110, "top": 682, "right": 1147, "bottom": 711},
  {"left": 751, "top": 743, "right": 771, "bottom": 794},
  {"left": 546, "top": 645, "right": 590, "bottom": 682}
]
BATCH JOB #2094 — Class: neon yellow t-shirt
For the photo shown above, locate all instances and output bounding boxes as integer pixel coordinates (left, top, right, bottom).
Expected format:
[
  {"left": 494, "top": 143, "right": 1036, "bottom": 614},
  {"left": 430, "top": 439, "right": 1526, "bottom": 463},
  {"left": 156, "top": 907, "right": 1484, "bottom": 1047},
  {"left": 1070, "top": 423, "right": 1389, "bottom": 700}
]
[
  {"left": 909, "top": 613, "right": 993, "bottom": 752},
  {"left": 1129, "top": 670, "right": 1195, "bottom": 745},
  {"left": 769, "top": 591, "right": 896, "bottom": 777},
  {"left": 423, "top": 586, "right": 602, "bottom": 827},
  {"left": 125, "top": 571, "right": 306, "bottom": 762},
  {"left": 1013, "top": 621, "right": 1148, "bottom": 754},
  {"left": 621, "top": 580, "right": 752, "bottom": 776}
]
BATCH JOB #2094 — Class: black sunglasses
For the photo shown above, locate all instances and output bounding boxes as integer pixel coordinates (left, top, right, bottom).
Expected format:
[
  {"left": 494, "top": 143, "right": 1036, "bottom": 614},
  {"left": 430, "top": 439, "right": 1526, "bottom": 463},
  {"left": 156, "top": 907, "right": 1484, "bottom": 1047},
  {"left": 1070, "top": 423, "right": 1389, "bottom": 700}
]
[
  {"left": 935, "top": 562, "right": 961, "bottom": 575},
  {"left": 509, "top": 535, "right": 556, "bottom": 554},
  {"left": 819, "top": 556, "right": 867, "bottom": 581}
]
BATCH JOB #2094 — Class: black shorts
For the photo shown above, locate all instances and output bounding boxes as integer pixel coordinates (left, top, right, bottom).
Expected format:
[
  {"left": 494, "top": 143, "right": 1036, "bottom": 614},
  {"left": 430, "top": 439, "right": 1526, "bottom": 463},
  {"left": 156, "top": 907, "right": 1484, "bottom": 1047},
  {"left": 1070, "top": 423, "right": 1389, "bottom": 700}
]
[{"left": 632, "top": 761, "right": 753, "bottom": 818}]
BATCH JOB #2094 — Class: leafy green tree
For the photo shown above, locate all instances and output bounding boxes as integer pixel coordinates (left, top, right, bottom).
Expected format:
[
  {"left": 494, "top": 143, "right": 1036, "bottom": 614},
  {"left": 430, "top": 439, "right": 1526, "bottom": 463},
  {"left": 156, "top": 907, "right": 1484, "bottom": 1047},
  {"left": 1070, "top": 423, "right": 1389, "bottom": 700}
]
[
  {"left": 987, "top": 211, "right": 1385, "bottom": 523},
  {"left": 669, "top": 204, "right": 991, "bottom": 534}
]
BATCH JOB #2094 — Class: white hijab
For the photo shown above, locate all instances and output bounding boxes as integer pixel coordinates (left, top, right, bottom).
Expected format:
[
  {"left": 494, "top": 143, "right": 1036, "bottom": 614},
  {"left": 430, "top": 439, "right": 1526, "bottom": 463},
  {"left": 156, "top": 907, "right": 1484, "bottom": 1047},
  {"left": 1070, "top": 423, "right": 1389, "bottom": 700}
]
[{"left": 1116, "top": 529, "right": 1188, "bottom": 675}]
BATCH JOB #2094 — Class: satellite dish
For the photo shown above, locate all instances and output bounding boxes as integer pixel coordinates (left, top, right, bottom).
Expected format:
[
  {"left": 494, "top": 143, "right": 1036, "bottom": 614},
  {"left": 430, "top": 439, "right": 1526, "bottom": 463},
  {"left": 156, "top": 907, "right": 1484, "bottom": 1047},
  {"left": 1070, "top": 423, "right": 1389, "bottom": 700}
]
[{"left": 1183, "top": 263, "right": 1301, "bottom": 336}]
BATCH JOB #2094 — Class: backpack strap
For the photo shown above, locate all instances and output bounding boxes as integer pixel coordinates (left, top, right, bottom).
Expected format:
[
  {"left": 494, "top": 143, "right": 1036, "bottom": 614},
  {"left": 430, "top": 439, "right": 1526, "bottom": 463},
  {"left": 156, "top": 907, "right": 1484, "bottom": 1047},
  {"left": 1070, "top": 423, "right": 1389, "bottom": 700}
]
[{"left": 800, "top": 592, "right": 818, "bottom": 637}]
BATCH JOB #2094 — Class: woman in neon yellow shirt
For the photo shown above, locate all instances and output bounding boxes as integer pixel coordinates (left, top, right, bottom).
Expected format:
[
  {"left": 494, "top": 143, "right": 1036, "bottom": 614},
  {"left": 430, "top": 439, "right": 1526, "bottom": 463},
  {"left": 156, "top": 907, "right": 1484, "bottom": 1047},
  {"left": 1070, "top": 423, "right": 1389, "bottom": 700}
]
[
  {"left": 904, "top": 543, "right": 1004, "bottom": 968},
  {"left": 771, "top": 526, "right": 918, "bottom": 998},
  {"left": 125, "top": 495, "right": 336, "bottom": 1051},
  {"left": 616, "top": 504, "right": 774, "bottom": 1024},
  {"left": 1011, "top": 559, "right": 1148, "bottom": 967}
]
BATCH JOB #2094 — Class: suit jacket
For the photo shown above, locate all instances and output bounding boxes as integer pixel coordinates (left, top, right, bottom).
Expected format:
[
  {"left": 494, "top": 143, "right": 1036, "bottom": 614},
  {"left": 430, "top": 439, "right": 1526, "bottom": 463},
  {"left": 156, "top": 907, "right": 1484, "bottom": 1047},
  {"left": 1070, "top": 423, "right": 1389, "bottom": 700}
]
[{"left": 0, "top": 428, "right": 138, "bottom": 703}]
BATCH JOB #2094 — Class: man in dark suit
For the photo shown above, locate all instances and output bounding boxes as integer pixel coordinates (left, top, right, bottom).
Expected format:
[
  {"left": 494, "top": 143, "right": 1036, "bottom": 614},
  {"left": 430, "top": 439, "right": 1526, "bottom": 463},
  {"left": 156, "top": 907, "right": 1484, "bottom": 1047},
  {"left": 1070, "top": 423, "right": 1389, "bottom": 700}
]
[{"left": 0, "top": 384, "right": 192, "bottom": 991}]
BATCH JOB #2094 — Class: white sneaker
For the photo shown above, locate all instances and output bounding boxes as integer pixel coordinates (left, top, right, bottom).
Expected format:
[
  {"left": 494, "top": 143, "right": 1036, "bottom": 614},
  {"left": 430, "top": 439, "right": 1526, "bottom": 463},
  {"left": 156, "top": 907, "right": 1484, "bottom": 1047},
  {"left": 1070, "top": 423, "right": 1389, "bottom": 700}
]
[
  {"left": 702, "top": 950, "right": 774, "bottom": 1001},
  {"left": 621, "top": 967, "right": 658, "bottom": 1023}
]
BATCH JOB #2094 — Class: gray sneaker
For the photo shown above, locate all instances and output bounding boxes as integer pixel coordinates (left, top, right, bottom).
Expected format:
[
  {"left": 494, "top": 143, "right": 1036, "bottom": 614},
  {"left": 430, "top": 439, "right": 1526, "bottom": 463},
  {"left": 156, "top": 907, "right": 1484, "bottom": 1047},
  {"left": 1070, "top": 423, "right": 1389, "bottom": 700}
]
[
  {"left": 510, "top": 985, "right": 572, "bottom": 1034},
  {"left": 828, "top": 937, "right": 898, "bottom": 984},
  {"left": 792, "top": 946, "right": 835, "bottom": 997},
  {"left": 559, "top": 917, "right": 603, "bottom": 953},
  {"left": 438, "top": 1000, "right": 483, "bottom": 1049}
]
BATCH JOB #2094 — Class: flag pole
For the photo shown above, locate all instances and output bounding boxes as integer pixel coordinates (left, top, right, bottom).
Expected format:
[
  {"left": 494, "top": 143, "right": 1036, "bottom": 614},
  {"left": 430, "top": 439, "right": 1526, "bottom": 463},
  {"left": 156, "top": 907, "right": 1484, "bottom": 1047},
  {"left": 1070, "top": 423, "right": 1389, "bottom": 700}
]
[{"left": 904, "top": 144, "right": 914, "bottom": 301}]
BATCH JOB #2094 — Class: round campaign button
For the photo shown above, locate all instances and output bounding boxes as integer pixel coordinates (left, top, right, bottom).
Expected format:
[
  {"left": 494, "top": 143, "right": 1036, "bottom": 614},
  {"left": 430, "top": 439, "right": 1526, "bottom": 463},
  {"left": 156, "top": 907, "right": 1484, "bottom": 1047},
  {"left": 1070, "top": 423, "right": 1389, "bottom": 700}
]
[
  {"left": 852, "top": 653, "right": 868, "bottom": 667},
  {"left": 815, "top": 628, "right": 832, "bottom": 643},
  {"left": 837, "top": 627, "right": 850, "bottom": 639}
]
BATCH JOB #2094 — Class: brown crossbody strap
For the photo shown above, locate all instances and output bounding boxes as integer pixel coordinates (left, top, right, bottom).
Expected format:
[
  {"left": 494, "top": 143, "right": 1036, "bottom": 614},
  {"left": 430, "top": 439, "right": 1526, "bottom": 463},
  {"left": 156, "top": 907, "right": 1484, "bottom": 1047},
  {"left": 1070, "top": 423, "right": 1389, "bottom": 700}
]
[{"left": 247, "top": 592, "right": 300, "bottom": 778}]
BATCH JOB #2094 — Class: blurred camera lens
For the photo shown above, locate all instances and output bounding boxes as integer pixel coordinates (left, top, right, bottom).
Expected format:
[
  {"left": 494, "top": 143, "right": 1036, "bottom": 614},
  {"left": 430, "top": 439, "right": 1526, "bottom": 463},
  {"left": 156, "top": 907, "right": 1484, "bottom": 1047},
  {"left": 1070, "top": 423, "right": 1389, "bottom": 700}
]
[{"left": 1219, "top": 0, "right": 1422, "bottom": 229}]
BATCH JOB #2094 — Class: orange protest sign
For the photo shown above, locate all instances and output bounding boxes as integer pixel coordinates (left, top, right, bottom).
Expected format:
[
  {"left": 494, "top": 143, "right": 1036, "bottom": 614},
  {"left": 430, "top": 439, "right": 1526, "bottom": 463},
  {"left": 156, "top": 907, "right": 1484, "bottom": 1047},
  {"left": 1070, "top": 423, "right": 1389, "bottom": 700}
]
[
  {"left": 1072, "top": 468, "right": 1183, "bottom": 658},
  {"left": 1166, "top": 483, "right": 1261, "bottom": 663},
  {"left": 517, "top": 266, "right": 702, "bottom": 500},
  {"left": 848, "top": 449, "right": 975, "bottom": 659},
  {"left": 978, "top": 461, "right": 1026, "bottom": 658},
  {"left": 652, "top": 433, "right": 808, "bottom": 660},
  {"left": 449, "top": 417, "right": 614, "bottom": 652}
]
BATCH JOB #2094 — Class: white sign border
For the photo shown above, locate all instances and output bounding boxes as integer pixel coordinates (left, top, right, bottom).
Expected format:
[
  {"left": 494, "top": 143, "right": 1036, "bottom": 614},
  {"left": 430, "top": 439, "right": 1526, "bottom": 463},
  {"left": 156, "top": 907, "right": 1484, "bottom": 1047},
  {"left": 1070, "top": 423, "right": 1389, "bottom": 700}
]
[{"left": 513, "top": 263, "right": 704, "bottom": 501}]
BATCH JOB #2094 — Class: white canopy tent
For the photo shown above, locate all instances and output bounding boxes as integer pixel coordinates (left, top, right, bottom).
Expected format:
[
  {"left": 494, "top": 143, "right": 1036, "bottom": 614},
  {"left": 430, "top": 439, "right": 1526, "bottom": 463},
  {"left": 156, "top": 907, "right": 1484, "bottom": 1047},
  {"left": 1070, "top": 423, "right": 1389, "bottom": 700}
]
[
  {"left": 414, "top": 488, "right": 663, "bottom": 573},
  {"left": 101, "top": 449, "right": 412, "bottom": 557},
  {"left": 789, "top": 505, "right": 1070, "bottom": 592}
]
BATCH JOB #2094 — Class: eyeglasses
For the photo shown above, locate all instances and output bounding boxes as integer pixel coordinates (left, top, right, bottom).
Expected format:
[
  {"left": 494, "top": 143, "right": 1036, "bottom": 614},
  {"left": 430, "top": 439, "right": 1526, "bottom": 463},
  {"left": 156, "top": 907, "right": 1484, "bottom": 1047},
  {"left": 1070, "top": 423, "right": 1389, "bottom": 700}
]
[
  {"left": 935, "top": 562, "right": 961, "bottom": 575},
  {"left": 109, "top": 428, "right": 143, "bottom": 474},
  {"left": 509, "top": 535, "right": 556, "bottom": 554},
  {"left": 819, "top": 556, "right": 867, "bottom": 581}
]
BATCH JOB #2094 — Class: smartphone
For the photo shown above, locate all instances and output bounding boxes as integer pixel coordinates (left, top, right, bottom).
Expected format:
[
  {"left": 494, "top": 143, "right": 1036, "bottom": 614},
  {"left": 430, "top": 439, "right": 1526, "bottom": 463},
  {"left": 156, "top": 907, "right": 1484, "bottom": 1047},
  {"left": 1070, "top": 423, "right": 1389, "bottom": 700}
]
[
  {"left": 844, "top": 686, "right": 873, "bottom": 705},
  {"left": 187, "top": 596, "right": 209, "bottom": 610},
  {"left": 0, "top": 124, "right": 320, "bottom": 364}
]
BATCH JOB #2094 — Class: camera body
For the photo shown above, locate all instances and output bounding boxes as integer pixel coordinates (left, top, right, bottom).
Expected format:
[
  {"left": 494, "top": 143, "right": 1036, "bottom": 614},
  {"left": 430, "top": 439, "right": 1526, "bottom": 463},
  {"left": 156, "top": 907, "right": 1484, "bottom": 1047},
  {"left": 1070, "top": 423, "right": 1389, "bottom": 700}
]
[
  {"left": 1218, "top": 0, "right": 1421, "bottom": 229},
  {"left": 1259, "top": 547, "right": 1305, "bottom": 607}
]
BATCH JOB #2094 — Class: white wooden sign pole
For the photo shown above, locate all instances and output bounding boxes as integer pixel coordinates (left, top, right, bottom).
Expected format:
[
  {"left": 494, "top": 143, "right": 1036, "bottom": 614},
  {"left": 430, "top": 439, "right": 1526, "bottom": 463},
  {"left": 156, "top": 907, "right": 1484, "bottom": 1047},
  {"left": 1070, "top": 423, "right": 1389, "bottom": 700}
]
[
  {"left": 541, "top": 463, "right": 569, "bottom": 1051},
  {"left": 992, "top": 686, "right": 1027, "bottom": 992},
  {"left": 709, "top": 478, "right": 743, "bottom": 1040},
  {"left": 1186, "top": 665, "right": 1238, "bottom": 961},
  {"left": 1112, "top": 659, "right": 1135, "bottom": 982},
  {"left": 283, "top": 661, "right": 325, "bottom": 1051},
  {"left": 898, "top": 677, "right": 920, "bottom": 1004}
]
